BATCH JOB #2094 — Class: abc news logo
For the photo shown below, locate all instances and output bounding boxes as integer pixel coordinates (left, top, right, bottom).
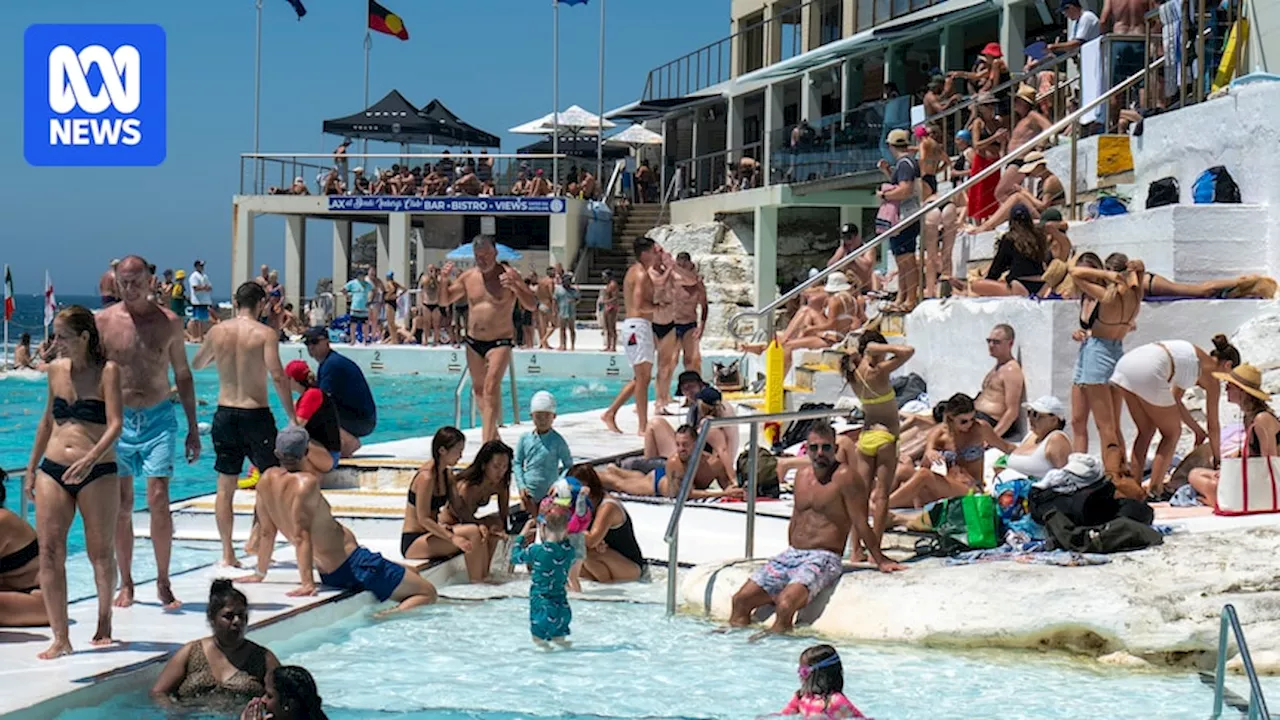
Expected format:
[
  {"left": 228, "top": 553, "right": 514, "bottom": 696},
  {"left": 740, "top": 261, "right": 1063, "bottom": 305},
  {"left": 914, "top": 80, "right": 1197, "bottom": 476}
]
[
  {"left": 48, "top": 44, "right": 143, "bottom": 146},
  {"left": 24, "top": 24, "right": 166, "bottom": 167}
]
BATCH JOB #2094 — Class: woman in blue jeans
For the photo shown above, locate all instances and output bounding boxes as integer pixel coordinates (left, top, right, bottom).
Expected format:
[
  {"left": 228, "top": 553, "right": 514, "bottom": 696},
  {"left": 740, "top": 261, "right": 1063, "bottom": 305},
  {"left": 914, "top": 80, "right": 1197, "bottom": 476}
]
[{"left": 1068, "top": 252, "right": 1143, "bottom": 482}]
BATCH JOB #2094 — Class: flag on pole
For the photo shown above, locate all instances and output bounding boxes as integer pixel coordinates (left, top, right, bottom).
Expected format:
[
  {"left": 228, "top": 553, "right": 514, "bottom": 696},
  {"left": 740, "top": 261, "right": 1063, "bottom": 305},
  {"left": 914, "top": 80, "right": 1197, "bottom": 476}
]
[
  {"left": 368, "top": 0, "right": 409, "bottom": 40},
  {"left": 3, "top": 266, "right": 13, "bottom": 321},
  {"left": 44, "top": 271, "right": 56, "bottom": 328},
  {"left": 284, "top": 0, "right": 307, "bottom": 19}
]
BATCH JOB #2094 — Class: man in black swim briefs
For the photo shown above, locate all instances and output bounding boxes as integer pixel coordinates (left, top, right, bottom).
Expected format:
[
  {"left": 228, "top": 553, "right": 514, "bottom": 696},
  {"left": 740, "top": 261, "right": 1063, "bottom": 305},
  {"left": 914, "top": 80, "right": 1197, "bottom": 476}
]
[{"left": 438, "top": 235, "right": 538, "bottom": 443}]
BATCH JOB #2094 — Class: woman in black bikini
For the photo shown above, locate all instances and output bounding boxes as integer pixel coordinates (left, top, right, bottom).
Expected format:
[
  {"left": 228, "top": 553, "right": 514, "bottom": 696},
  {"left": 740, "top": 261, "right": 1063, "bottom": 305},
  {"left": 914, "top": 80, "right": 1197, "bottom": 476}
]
[
  {"left": 25, "top": 306, "right": 123, "bottom": 659},
  {"left": 574, "top": 465, "right": 645, "bottom": 583},
  {"left": 400, "top": 427, "right": 495, "bottom": 579},
  {"left": 1068, "top": 252, "right": 1143, "bottom": 486},
  {"left": 0, "top": 470, "right": 48, "bottom": 627},
  {"left": 440, "top": 440, "right": 514, "bottom": 581},
  {"left": 965, "top": 203, "right": 1050, "bottom": 296}
]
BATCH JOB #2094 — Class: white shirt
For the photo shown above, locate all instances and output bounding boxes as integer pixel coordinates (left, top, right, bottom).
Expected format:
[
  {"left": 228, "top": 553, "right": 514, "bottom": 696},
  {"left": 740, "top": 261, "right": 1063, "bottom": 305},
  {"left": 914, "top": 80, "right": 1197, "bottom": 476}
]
[
  {"left": 1069, "top": 10, "right": 1101, "bottom": 44},
  {"left": 188, "top": 270, "right": 213, "bottom": 306}
]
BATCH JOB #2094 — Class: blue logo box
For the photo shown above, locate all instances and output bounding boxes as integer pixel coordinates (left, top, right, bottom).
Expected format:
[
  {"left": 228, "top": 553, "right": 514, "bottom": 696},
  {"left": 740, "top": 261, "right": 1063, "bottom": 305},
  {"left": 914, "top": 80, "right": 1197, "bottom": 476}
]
[{"left": 24, "top": 24, "right": 167, "bottom": 167}]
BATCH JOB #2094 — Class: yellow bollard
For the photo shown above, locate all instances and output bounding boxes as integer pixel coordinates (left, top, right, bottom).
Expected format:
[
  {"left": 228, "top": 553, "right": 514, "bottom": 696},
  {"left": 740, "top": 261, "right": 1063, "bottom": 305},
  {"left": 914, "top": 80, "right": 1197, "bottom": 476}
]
[{"left": 763, "top": 339, "right": 785, "bottom": 446}]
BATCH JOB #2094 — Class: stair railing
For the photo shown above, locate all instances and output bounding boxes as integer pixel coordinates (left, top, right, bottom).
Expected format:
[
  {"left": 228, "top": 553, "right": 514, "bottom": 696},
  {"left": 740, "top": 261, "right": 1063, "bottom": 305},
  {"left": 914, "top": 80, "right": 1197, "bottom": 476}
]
[
  {"left": 1211, "top": 604, "right": 1270, "bottom": 719},
  {"left": 453, "top": 361, "right": 520, "bottom": 430},
  {"left": 725, "top": 52, "right": 1167, "bottom": 345},
  {"left": 658, "top": 166, "right": 683, "bottom": 227}
]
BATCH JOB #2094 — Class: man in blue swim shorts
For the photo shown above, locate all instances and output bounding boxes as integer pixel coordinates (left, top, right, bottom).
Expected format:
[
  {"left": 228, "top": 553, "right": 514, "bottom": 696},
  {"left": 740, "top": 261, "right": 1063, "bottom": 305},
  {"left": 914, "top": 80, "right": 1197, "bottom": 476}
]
[
  {"left": 97, "top": 256, "right": 202, "bottom": 610},
  {"left": 243, "top": 427, "right": 437, "bottom": 613},
  {"left": 730, "top": 421, "right": 903, "bottom": 636}
]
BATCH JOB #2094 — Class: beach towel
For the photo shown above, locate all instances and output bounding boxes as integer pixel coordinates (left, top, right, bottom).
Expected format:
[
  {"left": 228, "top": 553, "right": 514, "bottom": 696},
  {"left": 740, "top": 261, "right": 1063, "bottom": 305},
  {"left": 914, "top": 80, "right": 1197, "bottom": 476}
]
[{"left": 1160, "top": 0, "right": 1184, "bottom": 98}]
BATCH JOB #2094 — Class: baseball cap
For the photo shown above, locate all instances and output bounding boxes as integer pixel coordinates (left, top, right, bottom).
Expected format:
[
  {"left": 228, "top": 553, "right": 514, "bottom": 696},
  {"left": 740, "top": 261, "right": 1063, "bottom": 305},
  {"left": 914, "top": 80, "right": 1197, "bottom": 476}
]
[
  {"left": 1010, "top": 203, "right": 1033, "bottom": 223},
  {"left": 887, "top": 128, "right": 911, "bottom": 148},
  {"left": 696, "top": 386, "right": 723, "bottom": 406},
  {"left": 678, "top": 370, "right": 704, "bottom": 391},
  {"left": 840, "top": 223, "right": 859, "bottom": 237},
  {"left": 1023, "top": 395, "right": 1067, "bottom": 418},
  {"left": 981, "top": 42, "right": 1003, "bottom": 58},
  {"left": 530, "top": 390, "right": 557, "bottom": 414},
  {"left": 193, "top": 259, "right": 205, "bottom": 266},
  {"left": 302, "top": 326, "right": 328, "bottom": 344},
  {"left": 285, "top": 360, "right": 312, "bottom": 385},
  {"left": 276, "top": 425, "right": 311, "bottom": 460},
  {"left": 1039, "top": 208, "right": 1064, "bottom": 227},
  {"left": 1059, "top": 0, "right": 1081, "bottom": 9},
  {"left": 386, "top": 271, "right": 395, "bottom": 279}
]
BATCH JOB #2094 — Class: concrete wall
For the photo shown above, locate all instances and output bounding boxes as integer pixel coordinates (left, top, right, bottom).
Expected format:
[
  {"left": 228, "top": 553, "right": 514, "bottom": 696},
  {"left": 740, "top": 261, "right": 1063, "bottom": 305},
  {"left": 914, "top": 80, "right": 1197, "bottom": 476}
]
[
  {"left": 902, "top": 296, "right": 1273, "bottom": 444},
  {"left": 549, "top": 198, "right": 587, "bottom": 269},
  {"left": 669, "top": 185, "right": 784, "bottom": 224}
]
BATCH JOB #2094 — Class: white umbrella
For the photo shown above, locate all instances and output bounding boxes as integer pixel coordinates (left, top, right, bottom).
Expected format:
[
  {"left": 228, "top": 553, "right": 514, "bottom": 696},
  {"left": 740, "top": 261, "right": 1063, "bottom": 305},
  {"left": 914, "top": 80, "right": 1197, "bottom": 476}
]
[
  {"left": 606, "top": 124, "right": 663, "bottom": 148},
  {"left": 509, "top": 105, "right": 615, "bottom": 136}
]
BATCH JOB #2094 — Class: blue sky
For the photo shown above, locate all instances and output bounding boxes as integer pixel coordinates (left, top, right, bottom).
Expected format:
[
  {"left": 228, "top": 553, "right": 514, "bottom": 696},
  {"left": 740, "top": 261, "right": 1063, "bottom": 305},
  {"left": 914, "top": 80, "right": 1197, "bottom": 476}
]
[{"left": 2, "top": 0, "right": 727, "bottom": 295}]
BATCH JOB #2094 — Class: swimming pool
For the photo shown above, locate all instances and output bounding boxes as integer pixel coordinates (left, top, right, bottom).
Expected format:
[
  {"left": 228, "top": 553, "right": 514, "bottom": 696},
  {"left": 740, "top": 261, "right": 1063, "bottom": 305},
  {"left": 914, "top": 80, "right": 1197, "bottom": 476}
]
[
  {"left": 52, "top": 582, "right": 1236, "bottom": 719},
  {"left": 0, "top": 369, "right": 625, "bottom": 556}
]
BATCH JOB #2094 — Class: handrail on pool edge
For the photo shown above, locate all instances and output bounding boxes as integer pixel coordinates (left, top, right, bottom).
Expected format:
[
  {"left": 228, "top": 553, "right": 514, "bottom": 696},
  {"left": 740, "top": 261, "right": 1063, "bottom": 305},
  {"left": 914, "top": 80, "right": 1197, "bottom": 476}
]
[
  {"left": 453, "top": 362, "right": 521, "bottom": 431},
  {"left": 663, "top": 406, "right": 861, "bottom": 615},
  {"left": 1212, "top": 603, "right": 1270, "bottom": 719}
]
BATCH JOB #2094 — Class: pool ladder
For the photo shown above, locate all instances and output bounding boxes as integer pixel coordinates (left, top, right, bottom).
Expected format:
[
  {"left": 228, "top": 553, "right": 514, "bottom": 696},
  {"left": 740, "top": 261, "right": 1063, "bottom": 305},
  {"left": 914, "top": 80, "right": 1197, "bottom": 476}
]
[
  {"left": 1211, "top": 604, "right": 1271, "bottom": 719},
  {"left": 452, "top": 361, "right": 520, "bottom": 430}
]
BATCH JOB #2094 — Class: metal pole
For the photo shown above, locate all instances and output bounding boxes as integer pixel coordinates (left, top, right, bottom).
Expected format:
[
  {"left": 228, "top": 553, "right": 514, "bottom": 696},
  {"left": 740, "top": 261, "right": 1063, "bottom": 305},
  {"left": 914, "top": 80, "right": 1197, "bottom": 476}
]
[
  {"left": 1068, "top": 122, "right": 1078, "bottom": 221},
  {"left": 745, "top": 423, "right": 759, "bottom": 558},
  {"left": 596, "top": 0, "right": 606, "bottom": 194},
  {"left": 666, "top": 525, "right": 679, "bottom": 614},
  {"left": 553, "top": 0, "right": 560, "bottom": 192},
  {"left": 508, "top": 360, "right": 520, "bottom": 425},
  {"left": 253, "top": 0, "right": 264, "bottom": 192},
  {"left": 363, "top": 31, "right": 372, "bottom": 157}
]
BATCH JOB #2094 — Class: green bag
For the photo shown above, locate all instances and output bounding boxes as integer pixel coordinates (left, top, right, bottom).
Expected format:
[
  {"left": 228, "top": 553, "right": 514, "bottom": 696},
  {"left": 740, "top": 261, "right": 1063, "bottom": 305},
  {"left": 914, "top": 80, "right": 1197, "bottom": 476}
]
[{"left": 927, "top": 493, "right": 999, "bottom": 554}]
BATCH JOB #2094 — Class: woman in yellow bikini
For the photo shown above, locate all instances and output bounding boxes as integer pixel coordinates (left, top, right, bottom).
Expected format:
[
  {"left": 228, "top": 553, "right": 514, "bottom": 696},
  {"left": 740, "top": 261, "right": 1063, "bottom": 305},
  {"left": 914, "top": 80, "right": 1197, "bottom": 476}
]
[{"left": 839, "top": 331, "right": 914, "bottom": 561}]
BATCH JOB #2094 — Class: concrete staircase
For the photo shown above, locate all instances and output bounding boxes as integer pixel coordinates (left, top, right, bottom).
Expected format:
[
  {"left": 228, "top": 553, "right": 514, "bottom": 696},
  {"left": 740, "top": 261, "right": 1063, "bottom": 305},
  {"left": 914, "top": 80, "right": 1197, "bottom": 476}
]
[{"left": 576, "top": 203, "right": 668, "bottom": 321}]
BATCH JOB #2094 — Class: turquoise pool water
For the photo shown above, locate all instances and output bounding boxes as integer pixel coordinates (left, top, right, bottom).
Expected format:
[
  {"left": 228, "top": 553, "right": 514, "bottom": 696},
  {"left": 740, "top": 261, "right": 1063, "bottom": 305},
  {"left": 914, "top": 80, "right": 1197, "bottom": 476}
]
[
  {"left": 55, "top": 587, "right": 1235, "bottom": 719},
  {"left": 0, "top": 369, "right": 625, "bottom": 556}
]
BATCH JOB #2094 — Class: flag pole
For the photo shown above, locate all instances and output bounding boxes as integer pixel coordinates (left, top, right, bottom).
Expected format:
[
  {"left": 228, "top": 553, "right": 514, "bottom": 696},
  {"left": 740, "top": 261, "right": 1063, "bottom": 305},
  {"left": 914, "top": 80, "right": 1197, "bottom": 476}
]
[
  {"left": 253, "top": 0, "right": 264, "bottom": 192},
  {"left": 3, "top": 265, "right": 9, "bottom": 369},
  {"left": 596, "top": 0, "right": 605, "bottom": 194},
  {"left": 363, "top": 30, "right": 372, "bottom": 157},
  {"left": 552, "top": 0, "right": 560, "bottom": 192}
]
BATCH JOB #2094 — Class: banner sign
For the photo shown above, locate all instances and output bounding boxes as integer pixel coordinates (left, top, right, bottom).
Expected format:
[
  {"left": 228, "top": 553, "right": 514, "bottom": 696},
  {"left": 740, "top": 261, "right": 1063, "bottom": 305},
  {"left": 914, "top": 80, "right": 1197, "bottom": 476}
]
[{"left": 327, "top": 196, "right": 567, "bottom": 214}]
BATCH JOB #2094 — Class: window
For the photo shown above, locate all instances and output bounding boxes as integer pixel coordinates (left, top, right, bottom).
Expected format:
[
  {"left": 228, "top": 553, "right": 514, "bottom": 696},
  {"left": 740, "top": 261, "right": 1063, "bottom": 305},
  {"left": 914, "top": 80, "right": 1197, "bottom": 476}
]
[
  {"left": 738, "top": 12, "right": 765, "bottom": 75},
  {"left": 818, "top": 0, "right": 842, "bottom": 46}
]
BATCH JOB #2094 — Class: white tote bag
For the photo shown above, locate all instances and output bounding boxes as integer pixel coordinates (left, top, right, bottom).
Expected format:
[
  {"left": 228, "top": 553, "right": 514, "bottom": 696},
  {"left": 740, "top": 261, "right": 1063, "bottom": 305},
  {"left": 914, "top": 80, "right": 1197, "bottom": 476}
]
[{"left": 1214, "top": 429, "right": 1280, "bottom": 515}]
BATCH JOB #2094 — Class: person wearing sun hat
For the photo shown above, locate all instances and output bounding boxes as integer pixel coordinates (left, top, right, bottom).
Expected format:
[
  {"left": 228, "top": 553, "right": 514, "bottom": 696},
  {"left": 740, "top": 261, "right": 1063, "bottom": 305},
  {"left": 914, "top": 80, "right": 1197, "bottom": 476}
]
[
  {"left": 878, "top": 127, "right": 923, "bottom": 311},
  {"left": 1002, "top": 396, "right": 1073, "bottom": 479},
  {"left": 1185, "top": 364, "right": 1279, "bottom": 507}
]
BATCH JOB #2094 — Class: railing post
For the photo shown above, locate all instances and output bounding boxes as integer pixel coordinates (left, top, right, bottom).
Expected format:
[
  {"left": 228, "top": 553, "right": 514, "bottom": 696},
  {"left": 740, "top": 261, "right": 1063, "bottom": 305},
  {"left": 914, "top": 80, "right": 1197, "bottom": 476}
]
[
  {"left": 1068, "top": 122, "right": 1079, "bottom": 221},
  {"left": 1195, "top": 0, "right": 1206, "bottom": 103},
  {"left": 1214, "top": 608, "right": 1230, "bottom": 717},
  {"left": 470, "top": 391, "right": 478, "bottom": 428},
  {"left": 745, "top": 423, "right": 759, "bottom": 558},
  {"left": 19, "top": 477, "right": 29, "bottom": 522},
  {"left": 508, "top": 360, "right": 520, "bottom": 425}
]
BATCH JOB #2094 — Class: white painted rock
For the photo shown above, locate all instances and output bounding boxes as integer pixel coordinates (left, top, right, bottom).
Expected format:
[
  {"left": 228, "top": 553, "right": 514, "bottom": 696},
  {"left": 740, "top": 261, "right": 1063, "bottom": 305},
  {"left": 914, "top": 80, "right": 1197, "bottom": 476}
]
[{"left": 1229, "top": 304, "right": 1280, "bottom": 392}]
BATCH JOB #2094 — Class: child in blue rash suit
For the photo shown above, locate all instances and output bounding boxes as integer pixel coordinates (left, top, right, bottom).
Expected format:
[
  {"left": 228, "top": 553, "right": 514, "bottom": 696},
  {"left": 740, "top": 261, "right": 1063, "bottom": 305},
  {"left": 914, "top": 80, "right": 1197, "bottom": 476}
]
[
  {"left": 514, "top": 391, "right": 573, "bottom": 516},
  {"left": 511, "top": 501, "right": 575, "bottom": 646}
]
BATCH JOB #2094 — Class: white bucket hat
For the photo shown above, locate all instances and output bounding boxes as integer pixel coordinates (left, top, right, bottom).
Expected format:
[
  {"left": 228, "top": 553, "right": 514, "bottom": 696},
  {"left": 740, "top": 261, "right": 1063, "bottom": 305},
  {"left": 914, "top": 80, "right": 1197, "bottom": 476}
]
[
  {"left": 1022, "top": 395, "right": 1066, "bottom": 418},
  {"left": 824, "top": 272, "right": 853, "bottom": 294}
]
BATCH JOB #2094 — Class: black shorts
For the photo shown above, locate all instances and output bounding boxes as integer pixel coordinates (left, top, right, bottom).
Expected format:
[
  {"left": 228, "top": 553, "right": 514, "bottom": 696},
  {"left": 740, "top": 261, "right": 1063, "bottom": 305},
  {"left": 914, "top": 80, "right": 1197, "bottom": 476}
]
[
  {"left": 339, "top": 410, "right": 377, "bottom": 438},
  {"left": 212, "top": 406, "right": 280, "bottom": 475},
  {"left": 975, "top": 410, "right": 1023, "bottom": 440}
]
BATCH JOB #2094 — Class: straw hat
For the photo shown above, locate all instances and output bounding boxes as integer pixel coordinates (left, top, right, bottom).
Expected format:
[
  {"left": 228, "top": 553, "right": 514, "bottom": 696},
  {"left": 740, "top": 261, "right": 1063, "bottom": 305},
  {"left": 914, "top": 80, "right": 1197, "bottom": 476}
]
[
  {"left": 1016, "top": 84, "right": 1037, "bottom": 105},
  {"left": 1021, "top": 151, "right": 1047, "bottom": 173},
  {"left": 1215, "top": 364, "right": 1271, "bottom": 401}
]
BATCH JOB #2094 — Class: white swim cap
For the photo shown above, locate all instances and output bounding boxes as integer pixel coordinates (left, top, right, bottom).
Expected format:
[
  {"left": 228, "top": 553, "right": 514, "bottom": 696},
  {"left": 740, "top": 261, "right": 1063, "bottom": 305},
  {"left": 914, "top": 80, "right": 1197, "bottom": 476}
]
[{"left": 530, "top": 390, "right": 556, "bottom": 414}]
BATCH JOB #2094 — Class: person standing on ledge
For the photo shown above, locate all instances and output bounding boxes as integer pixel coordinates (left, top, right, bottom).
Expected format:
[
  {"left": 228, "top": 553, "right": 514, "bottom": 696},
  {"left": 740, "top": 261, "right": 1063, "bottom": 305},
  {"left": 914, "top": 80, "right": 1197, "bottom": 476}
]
[
  {"left": 438, "top": 235, "right": 539, "bottom": 443},
  {"left": 187, "top": 259, "right": 214, "bottom": 343},
  {"left": 96, "top": 256, "right": 200, "bottom": 611},
  {"left": 193, "top": 282, "right": 295, "bottom": 568},
  {"left": 601, "top": 237, "right": 665, "bottom": 436},
  {"left": 302, "top": 327, "right": 377, "bottom": 457}
]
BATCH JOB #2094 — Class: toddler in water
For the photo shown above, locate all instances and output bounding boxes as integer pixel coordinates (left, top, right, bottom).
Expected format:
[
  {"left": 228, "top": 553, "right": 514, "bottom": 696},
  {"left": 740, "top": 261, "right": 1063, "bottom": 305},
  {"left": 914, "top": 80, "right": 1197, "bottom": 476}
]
[
  {"left": 780, "top": 645, "right": 866, "bottom": 719},
  {"left": 511, "top": 501, "right": 575, "bottom": 646},
  {"left": 549, "top": 474, "right": 593, "bottom": 591}
]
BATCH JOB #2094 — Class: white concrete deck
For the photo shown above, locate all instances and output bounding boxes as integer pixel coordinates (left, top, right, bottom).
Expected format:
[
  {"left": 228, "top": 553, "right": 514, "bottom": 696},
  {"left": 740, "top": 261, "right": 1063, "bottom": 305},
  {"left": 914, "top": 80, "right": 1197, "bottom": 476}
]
[{"left": 0, "top": 541, "right": 466, "bottom": 717}]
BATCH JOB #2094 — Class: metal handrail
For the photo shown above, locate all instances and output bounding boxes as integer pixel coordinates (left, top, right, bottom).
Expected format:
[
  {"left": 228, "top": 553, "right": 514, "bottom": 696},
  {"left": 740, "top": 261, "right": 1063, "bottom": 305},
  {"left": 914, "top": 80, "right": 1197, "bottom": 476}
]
[
  {"left": 664, "top": 406, "right": 857, "bottom": 614},
  {"left": 8, "top": 466, "right": 29, "bottom": 521},
  {"left": 726, "top": 52, "right": 1168, "bottom": 344},
  {"left": 922, "top": 46, "right": 1084, "bottom": 131},
  {"left": 1212, "top": 604, "right": 1270, "bottom": 719},
  {"left": 452, "top": 361, "right": 521, "bottom": 430}
]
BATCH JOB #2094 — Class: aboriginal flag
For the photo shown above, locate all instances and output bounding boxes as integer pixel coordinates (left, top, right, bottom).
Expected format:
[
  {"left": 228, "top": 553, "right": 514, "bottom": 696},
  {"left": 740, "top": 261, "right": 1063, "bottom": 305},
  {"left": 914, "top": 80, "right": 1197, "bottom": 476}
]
[{"left": 369, "top": 0, "right": 409, "bottom": 41}]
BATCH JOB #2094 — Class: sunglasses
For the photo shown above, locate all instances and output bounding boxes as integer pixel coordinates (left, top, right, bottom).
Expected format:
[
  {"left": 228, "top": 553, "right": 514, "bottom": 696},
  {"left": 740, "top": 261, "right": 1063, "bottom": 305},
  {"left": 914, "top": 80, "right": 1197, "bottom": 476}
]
[
  {"left": 986, "top": 338, "right": 1005, "bottom": 344},
  {"left": 304, "top": 337, "right": 324, "bottom": 346},
  {"left": 806, "top": 442, "right": 835, "bottom": 455}
]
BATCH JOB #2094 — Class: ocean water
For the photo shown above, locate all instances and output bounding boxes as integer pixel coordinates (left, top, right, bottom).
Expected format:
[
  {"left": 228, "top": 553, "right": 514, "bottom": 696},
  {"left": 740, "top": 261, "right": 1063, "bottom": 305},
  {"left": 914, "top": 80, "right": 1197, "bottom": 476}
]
[
  {"left": 58, "top": 590, "right": 1232, "bottom": 720},
  {"left": 2, "top": 362, "right": 625, "bottom": 556}
]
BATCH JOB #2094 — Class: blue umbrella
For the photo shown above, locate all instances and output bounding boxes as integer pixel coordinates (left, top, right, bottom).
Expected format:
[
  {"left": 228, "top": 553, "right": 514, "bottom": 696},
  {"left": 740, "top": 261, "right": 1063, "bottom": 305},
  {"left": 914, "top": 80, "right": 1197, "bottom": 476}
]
[{"left": 447, "top": 242, "right": 523, "bottom": 263}]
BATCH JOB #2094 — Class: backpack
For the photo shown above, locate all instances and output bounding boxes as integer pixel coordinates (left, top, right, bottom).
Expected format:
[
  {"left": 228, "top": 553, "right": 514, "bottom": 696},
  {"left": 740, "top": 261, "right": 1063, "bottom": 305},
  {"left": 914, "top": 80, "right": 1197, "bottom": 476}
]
[
  {"left": 922, "top": 493, "right": 999, "bottom": 555},
  {"left": 736, "top": 446, "right": 780, "bottom": 498},
  {"left": 1146, "top": 177, "right": 1179, "bottom": 209},
  {"left": 1193, "top": 166, "right": 1242, "bottom": 204},
  {"left": 1097, "top": 196, "right": 1129, "bottom": 216},
  {"left": 777, "top": 402, "right": 835, "bottom": 451}
]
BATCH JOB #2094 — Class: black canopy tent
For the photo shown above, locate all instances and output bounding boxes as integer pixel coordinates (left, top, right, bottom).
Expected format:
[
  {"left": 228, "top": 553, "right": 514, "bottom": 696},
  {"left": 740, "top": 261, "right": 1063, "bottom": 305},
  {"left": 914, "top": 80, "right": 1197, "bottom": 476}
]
[
  {"left": 517, "top": 136, "right": 628, "bottom": 160},
  {"left": 418, "top": 99, "right": 501, "bottom": 148},
  {"left": 322, "top": 91, "right": 501, "bottom": 148}
]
